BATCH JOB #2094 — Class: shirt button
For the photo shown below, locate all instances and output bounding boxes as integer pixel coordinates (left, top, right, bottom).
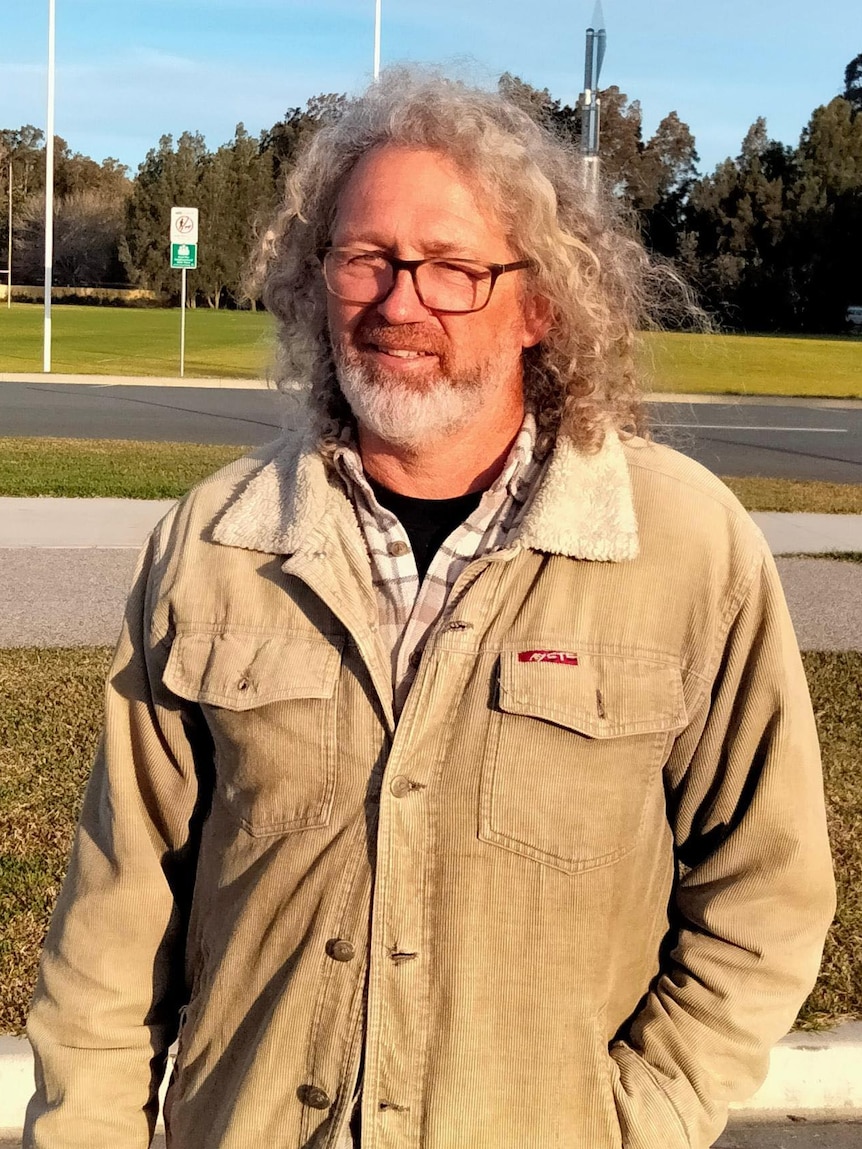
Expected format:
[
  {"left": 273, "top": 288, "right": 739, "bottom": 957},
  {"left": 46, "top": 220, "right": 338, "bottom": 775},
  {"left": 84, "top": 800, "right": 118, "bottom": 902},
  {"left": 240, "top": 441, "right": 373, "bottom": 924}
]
[
  {"left": 390, "top": 775, "right": 413, "bottom": 798},
  {"left": 298, "top": 1085, "right": 331, "bottom": 1110},
  {"left": 325, "top": 938, "right": 356, "bottom": 962},
  {"left": 388, "top": 541, "right": 410, "bottom": 557}
]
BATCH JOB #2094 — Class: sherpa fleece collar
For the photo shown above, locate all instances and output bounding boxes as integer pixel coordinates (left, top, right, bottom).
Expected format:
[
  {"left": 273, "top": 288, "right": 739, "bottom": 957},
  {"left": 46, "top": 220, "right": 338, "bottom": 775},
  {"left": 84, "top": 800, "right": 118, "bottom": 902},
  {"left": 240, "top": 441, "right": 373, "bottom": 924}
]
[{"left": 212, "top": 427, "right": 639, "bottom": 563}]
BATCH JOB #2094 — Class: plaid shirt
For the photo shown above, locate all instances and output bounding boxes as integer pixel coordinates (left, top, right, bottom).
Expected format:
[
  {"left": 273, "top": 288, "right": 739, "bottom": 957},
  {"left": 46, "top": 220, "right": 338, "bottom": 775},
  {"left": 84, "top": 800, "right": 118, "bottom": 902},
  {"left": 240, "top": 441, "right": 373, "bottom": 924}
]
[{"left": 333, "top": 414, "right": 543, "bottom": 715}]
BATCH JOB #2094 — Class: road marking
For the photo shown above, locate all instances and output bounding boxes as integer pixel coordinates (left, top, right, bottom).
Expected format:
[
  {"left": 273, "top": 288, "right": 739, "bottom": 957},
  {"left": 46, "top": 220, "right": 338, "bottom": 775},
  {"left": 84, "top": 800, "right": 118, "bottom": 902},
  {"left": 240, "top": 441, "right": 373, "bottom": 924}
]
[{"left": 660, "top": 424, "right": 848, "bottom": 433}]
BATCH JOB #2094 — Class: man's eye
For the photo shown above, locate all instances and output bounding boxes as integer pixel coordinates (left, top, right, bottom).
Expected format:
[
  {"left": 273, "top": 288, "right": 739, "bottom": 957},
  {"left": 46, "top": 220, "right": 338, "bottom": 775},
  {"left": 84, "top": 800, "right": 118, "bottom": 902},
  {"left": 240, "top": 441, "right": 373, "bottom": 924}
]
[
  {"left": 345, "top": 253, "right": 388, "bottom": 271},
  {"left": 434, "top": 261, "right": 490, "bottom": 281}
]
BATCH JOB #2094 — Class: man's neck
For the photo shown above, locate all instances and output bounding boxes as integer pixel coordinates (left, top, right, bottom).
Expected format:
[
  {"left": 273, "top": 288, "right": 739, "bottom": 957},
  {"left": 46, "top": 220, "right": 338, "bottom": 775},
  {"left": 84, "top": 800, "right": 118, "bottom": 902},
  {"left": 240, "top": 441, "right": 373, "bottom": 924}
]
[{"left": 358, "top": 402, "right": 525, "bottom": 498}]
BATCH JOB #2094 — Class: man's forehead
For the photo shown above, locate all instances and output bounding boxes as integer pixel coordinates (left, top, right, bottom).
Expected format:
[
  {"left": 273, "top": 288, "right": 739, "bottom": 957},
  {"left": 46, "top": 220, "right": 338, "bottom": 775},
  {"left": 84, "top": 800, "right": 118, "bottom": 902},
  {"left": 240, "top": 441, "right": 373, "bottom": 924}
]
[{"left": 331, "top": 144, "right": 509, "bottom": 250}]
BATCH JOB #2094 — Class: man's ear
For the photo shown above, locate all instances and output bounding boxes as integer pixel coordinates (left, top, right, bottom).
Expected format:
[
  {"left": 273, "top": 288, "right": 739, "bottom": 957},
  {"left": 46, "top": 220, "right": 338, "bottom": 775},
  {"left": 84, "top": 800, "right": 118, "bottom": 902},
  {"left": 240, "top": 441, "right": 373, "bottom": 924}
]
[{"left": 521, "top": 292, "right": 553, "bottom": 349}]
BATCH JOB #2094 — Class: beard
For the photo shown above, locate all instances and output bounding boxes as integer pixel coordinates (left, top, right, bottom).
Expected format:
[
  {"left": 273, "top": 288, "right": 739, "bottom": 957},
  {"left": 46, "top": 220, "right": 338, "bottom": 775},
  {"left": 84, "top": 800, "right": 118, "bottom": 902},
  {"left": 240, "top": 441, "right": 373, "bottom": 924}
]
[{"left": 332, "top": 324, "right": 520, "bottom": 450}]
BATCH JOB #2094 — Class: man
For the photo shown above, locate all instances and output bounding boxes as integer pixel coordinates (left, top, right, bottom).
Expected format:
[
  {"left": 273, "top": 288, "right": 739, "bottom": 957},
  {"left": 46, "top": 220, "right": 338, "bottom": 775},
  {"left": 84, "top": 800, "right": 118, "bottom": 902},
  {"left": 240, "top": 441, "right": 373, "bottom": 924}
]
[{"left": 27, "top": 73, "right": 834, "bottom": 1149}]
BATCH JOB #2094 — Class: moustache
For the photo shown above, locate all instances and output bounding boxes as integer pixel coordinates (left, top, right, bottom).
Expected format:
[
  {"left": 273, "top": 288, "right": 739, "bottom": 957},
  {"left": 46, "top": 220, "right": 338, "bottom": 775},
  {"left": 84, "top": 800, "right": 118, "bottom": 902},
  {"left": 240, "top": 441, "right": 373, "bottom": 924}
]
[{"left": 357, "top": 323, "right": 448, "bottom": 357}]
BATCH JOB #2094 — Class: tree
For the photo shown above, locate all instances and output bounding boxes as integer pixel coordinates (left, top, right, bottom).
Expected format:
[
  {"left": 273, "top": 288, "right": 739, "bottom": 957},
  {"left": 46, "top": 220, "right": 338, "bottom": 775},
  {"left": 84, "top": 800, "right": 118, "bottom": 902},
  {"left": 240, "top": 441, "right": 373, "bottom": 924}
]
[
  {"left": 195, "top": 125, "right": 275, "bottom": 308},
  {"left": 844, "top": 52, "right": 862, "bottom": 114},
  {"left": 790, "top": 97, "right": 862, "bottom": 329},
  {"left": 261, "top": 93, "right": 346, "bottom": 188},
  {"left": 14, "top": 189, "right": 126, "bottom": 287},
  {"left": 121, "top": 131, "right": 206, "bottom": 298},
  {"left": 680, "top": 119, "right": 795, "bottom": 329}
]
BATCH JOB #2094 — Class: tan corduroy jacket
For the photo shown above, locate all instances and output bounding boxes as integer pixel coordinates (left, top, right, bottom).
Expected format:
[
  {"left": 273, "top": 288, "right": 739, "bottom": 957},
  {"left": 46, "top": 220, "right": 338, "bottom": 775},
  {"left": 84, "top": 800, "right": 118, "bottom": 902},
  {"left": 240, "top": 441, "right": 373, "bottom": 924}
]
[{"left": 26, "top": 429, "right": 835, "bottom": 1149}]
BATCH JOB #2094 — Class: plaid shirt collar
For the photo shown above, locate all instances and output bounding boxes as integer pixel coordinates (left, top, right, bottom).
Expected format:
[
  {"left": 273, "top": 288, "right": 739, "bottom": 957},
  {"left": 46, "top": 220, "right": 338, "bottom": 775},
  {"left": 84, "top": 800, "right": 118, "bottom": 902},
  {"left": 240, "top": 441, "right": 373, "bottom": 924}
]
[
  {"left": 332, "top": 413, "right": 538, "bottom": 516},
  {"left": 331, "top": 414, "right": 542, "bottom": 712}
]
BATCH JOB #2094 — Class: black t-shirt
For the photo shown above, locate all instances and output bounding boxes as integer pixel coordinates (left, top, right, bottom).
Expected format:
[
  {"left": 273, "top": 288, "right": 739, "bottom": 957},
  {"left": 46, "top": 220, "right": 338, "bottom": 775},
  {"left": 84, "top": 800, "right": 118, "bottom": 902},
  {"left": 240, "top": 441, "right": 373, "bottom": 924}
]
[{"left": 367, "top": 476, "right": 483, "bottom": 581}]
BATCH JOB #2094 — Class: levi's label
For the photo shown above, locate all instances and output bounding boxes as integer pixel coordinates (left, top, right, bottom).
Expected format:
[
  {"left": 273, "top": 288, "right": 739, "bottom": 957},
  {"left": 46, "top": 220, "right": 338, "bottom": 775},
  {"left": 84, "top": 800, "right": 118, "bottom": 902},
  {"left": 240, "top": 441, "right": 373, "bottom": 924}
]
[{"left": 518, "top": 650, "right": 579, "bottom": 665}]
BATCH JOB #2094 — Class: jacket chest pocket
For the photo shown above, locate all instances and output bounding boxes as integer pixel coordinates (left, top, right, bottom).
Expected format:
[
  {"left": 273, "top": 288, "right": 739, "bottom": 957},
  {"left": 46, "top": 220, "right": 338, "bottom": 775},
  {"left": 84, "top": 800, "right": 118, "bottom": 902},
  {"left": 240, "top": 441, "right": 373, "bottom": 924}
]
[
  {"left": 479, "top": 650, "right": 688, "bottom": 873},
  {"left": 163, "top": 629, "right": 343, "bottom": 837}
]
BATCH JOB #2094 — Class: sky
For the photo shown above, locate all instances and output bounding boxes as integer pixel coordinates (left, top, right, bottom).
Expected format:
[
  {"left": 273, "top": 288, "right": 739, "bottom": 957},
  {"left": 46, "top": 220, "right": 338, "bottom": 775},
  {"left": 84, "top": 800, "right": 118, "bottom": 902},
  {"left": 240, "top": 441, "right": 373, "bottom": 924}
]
[{"left": 0, "top": 0, "right": 859, "bottom": 178}]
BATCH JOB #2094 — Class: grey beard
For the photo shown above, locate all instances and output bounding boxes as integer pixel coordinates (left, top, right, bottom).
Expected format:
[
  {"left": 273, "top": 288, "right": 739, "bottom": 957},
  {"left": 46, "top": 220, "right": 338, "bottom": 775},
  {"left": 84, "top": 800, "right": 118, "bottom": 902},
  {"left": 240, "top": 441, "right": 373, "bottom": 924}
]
[{"left": 334, "top": 358, "right": 489, "bottom": 449}]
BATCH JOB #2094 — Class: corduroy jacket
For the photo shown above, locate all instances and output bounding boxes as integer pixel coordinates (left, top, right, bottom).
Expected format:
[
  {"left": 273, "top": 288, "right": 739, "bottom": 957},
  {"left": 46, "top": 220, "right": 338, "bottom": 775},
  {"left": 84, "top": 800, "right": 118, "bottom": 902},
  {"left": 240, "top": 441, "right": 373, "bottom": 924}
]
[{"left": 26, "top": 428, "right": 836, "bottom": 1149}]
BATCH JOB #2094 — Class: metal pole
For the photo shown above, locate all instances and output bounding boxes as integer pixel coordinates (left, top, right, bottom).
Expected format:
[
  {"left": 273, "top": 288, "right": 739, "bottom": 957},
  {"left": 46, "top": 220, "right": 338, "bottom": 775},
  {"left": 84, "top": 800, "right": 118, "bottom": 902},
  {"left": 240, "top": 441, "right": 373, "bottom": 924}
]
[
  {"left": 6, "top": 161, "right": 11, "bottom": 310},
  {"left": 43, "top": 0, "right": 56, "bottom": 371},
  {"left": 373, "top": 0, "right": 381, "bottom": 80},
  {"left": 180, "top": 267, "right": 187, "bottom": 378}
]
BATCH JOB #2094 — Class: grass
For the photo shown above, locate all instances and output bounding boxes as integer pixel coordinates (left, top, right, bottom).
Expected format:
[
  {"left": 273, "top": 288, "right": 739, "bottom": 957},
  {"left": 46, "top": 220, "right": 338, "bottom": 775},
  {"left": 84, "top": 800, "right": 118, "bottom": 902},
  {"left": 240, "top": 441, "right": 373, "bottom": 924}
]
[
  {"left": 0, "top": 648, "right": 858, "bottom": 1034},
  {"left": 1, "top": 304, "right": 861, "bottom": 397},
  {"left": 3, "top": 438, "right": 861, "bottom": 514},
  {"left": 0, "top": 438, "right": 247, "bottom": 499},
  {"left": 0, "top": 303, "right": 274, "bottom": 379},
  {"left": 796, "top": 652, "right": 862, "bottom": 1029},
  {"left": 0, "top": 647, "right": 112, "bottom": 1032},
  {"left": 790, "top": 553, "right": 862, "bottom": 563},
  {"left": 643, "top": 331, "right": 862, "bottom": 398},
  {"left": 720, "top": 477, "right": 862, "bottom": 515}
]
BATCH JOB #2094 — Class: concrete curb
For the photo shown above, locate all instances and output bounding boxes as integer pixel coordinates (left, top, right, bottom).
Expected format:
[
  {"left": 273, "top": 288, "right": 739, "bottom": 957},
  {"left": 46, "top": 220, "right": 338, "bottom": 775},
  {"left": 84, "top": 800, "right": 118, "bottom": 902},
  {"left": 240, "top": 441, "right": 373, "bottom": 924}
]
[
  {"left": 2, "top": 1025, "right": 861, "bottom": 1130},
  {"left": 0, "top": 373, "right": 272, "bottom": 389}
]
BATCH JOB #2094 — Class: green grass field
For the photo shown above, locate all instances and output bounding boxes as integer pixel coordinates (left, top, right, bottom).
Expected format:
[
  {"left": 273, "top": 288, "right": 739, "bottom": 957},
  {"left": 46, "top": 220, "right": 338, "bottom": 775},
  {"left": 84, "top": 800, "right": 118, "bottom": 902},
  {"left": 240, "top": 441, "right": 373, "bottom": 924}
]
[
  {"left": 0, "top": 303, "right": 274, "bottom": 379},
  {"left": 1, "top": 304, "right": 860, "bottom": 396},
  {"left": 2, "top": 437, "right": 861, "bottom": 512},
  {"left": 646, "top": 331, "right": 862, "bottom": 398},
  {"left": 0, "top": 647, "right": 858, "bottom": 1034}
]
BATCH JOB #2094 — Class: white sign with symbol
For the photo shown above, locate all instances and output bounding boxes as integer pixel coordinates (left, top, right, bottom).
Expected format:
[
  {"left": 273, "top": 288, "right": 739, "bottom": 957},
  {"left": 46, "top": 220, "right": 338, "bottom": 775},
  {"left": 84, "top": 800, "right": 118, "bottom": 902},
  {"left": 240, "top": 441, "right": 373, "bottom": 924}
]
[{"left": 170, "top": 207, "right": 199, "bottom": 245}]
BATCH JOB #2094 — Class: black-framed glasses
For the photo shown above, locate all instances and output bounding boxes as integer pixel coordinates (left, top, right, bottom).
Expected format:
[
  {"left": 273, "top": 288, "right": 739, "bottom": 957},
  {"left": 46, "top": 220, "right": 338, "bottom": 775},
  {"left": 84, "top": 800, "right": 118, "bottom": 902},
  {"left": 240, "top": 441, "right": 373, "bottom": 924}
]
[{"left": 321, "top": 248, "right": 532, "bottom": 314}]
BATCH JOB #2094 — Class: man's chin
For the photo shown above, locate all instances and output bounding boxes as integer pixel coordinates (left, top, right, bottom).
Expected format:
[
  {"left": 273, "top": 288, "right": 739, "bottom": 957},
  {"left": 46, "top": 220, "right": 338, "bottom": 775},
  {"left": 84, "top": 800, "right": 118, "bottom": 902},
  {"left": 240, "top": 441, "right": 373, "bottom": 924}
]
[{"left": 335, "top": 361, "right": 483, "bottom": 448}]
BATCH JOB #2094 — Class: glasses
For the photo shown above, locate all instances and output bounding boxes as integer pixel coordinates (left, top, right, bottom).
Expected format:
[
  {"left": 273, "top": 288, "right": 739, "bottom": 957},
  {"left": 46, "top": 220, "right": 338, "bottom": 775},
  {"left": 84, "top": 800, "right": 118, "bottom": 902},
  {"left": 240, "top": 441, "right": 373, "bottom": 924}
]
[{"left": 321, "top": 248, "right": 532, "bottom": 314}]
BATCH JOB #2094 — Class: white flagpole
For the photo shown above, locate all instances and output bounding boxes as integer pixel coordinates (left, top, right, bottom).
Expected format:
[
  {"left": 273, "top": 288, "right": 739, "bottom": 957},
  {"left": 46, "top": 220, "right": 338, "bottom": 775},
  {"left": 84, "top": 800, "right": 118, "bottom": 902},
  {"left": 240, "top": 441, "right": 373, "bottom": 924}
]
[
  {"left": 43, "top": 0, "right": 56, "bottom": 372},
  {"left": 373, "top": 0, "right": 381, "bottom": 80}
]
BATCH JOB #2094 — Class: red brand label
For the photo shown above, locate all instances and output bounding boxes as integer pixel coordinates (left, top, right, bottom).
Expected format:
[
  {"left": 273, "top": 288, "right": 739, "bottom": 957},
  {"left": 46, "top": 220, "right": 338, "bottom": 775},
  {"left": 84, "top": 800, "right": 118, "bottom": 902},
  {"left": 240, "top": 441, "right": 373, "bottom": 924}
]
[{"left": 518, "top": 650, "right": 579, "bottom": 665}]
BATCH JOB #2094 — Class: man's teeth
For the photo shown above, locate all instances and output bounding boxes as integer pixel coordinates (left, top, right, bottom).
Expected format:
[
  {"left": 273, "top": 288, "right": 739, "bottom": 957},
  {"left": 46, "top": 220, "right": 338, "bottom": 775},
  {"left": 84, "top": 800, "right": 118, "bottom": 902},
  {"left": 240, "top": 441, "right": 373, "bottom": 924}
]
[{"left": 376, "top": 348, "right": 431, "bottom": 358}]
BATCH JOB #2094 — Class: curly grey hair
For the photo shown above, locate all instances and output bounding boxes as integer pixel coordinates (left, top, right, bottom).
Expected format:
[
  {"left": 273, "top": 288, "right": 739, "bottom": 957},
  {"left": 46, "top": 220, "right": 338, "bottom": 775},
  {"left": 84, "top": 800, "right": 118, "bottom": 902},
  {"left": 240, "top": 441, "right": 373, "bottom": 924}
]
[{"left": 255, "top": 68, "right": 693, "bottom": 452}]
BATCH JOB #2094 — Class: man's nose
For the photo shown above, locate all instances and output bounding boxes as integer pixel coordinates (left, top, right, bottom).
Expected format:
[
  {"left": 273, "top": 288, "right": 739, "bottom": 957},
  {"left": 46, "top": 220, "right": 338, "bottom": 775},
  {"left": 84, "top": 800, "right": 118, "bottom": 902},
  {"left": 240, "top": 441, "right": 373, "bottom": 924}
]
[{"left": 374, "top": 268, "right": 431, "bottom": 323}]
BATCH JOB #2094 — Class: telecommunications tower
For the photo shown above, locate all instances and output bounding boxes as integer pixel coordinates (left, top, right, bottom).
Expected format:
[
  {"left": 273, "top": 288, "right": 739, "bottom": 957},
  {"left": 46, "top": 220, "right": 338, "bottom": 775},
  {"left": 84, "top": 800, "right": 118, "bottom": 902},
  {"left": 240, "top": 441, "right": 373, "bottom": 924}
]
[{"left": 581, "top": 1, "right": 607, "bottom": 197}]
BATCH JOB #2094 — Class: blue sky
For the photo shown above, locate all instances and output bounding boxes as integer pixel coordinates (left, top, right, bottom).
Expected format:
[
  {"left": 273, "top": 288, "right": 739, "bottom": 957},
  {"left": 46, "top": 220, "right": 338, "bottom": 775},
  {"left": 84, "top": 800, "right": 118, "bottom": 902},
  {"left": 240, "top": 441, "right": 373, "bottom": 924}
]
[{"left": 0, "top": 1, "right": 859, "bottom": 176}]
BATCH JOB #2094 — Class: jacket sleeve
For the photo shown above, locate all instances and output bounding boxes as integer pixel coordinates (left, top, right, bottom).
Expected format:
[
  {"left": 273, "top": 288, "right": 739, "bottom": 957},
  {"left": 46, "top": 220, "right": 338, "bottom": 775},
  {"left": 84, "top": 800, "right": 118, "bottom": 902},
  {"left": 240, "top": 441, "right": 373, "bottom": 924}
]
[
  {"left": 609, "top": 543, "right": 836, "bottom": 1149},
  {"left": 25, "top": 527, "right": 209, "bottom": 1148}
]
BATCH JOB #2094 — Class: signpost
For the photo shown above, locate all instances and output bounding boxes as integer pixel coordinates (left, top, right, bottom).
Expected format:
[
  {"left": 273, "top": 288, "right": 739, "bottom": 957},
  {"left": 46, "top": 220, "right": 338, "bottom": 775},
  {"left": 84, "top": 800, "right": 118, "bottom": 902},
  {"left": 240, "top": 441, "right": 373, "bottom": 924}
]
[{"left": 170, "top": 207, "right": 199, "bottom": 377}]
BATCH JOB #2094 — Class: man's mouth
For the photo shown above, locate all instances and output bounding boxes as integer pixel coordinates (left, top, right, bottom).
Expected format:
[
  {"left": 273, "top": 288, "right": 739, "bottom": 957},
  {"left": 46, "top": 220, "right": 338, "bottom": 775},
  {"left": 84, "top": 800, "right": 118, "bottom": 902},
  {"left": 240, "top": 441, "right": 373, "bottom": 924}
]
[{"left": 366, "top": 345, "right": 436, "bottom": 359}]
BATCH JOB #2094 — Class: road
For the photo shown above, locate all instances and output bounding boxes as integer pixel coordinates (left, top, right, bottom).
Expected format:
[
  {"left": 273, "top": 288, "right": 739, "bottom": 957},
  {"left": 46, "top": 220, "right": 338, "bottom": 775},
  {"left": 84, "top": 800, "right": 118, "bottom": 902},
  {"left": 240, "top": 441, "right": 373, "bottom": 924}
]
[{"left": 1, "top": 382, "right": 861, "bottom": 482}]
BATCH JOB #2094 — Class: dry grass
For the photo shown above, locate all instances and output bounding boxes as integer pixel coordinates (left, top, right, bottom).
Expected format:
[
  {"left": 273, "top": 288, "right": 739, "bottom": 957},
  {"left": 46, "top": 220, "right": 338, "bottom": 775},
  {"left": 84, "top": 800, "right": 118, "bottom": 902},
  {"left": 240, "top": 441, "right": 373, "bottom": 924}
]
[
  {"left": 0, "top": 648, "right": 112, "bottom": 1030},
  {"left": 0, "top": 649, "right": 859, "bottom": 1034},
  {"left": 721, "top": 477, "right": 862, "bottom": 515},
  {"left": 0, "top": 437, "right": 247, "bottom": 499},
  {"left": 796, "top": 652, "right": 862, "bottom": 1028}
]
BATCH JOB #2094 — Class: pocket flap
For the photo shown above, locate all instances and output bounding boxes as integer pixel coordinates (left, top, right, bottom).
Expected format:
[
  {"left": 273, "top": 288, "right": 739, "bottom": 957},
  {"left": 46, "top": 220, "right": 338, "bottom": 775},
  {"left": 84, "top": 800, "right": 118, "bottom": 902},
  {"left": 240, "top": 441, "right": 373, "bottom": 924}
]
[
  {"left": 163, "top": 630, "right": 342, "bottom": 710},
  {"left": 498, "top": 649, "right": 687, "bottom": 738}
]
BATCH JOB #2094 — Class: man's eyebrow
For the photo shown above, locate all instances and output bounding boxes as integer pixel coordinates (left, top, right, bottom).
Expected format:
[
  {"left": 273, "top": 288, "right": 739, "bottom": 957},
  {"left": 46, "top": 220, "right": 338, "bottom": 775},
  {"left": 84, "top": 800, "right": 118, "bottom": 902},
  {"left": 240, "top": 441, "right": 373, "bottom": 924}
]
[{"left": 332, "top": 236, "right": 482, "bottom": 259}]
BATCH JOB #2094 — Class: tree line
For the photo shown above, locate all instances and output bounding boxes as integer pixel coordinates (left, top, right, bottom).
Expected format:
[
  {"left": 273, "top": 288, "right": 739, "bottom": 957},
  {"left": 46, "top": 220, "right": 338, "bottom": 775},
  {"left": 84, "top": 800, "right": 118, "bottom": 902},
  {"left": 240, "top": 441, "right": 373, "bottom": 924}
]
[{"left": 1, "top": 56, "right": 860, "bottom": 331}]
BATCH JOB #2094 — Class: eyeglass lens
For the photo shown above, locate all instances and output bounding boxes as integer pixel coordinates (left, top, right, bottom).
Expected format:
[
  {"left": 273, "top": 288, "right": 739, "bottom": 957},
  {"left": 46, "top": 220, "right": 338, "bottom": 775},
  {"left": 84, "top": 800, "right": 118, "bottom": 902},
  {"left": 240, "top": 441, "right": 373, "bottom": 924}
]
[{"left": 325, "top": 252, "right": 493, "bottom": 312}]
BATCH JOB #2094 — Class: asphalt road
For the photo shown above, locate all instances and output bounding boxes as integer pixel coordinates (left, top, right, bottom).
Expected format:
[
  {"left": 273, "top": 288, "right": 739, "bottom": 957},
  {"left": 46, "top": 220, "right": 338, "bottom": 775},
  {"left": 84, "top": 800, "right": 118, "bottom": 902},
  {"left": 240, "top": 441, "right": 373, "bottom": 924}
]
[{"left": 1, "top": 383, "right": 861, "bottom": 482}]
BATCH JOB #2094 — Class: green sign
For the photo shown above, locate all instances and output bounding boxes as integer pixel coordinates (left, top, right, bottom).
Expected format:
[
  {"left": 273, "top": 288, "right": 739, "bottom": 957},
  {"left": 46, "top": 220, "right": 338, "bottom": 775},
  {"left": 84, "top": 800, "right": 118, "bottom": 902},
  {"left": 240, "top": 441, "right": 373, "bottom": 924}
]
[{"left": 171, "top": 242, "right": 198, "bottom": 270}]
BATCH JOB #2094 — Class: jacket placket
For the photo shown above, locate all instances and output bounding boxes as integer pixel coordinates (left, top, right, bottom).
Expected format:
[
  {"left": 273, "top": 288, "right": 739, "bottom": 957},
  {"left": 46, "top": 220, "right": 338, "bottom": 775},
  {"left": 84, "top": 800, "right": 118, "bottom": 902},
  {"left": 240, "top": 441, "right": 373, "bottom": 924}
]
[
  {"left": 356, "top": 548, "right": 518, "bottom": 1149},
  {"left": 284, "top": 522, "right": 517, "bottom": 1149}
]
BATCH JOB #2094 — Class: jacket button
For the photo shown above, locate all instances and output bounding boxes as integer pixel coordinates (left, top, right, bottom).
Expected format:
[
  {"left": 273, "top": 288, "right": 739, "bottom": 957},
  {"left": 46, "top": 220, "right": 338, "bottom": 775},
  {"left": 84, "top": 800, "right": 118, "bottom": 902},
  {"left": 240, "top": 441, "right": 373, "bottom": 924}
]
[
  {"left": 388, "top": 540, "right": 411, "bottom": 557},
  {"left": 298, "top": 1085, "right": 331, "bottom": 1110},
  {"left": 390, "top": 775, "right": 413, "bottom": 798},
  {"left": 326, "top": 938, "right": 356, "bottom": 962}
]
